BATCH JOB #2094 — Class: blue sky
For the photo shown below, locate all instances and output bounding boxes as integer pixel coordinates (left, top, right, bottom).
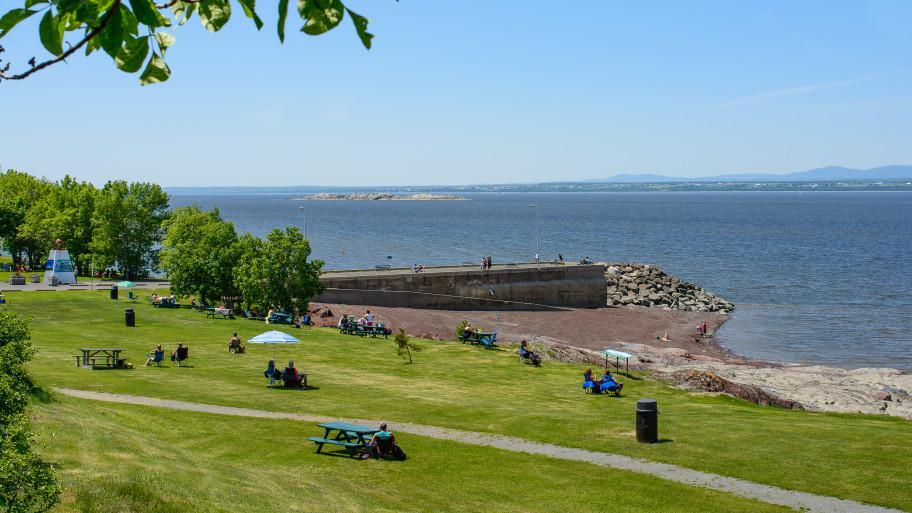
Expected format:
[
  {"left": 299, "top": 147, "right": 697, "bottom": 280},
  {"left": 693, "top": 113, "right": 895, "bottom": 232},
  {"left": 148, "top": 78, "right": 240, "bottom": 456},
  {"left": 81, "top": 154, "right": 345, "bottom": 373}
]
[{"left": 1, "top": 0, "right": 910, "bottom": 186}]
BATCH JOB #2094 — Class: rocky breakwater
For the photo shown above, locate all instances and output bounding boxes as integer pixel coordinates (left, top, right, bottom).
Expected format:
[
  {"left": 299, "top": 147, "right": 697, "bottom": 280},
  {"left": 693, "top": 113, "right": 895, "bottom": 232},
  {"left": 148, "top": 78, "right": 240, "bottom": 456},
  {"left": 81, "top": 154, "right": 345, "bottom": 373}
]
[{"left": 604, "top": 263, "right": 734, "bottom": 313}]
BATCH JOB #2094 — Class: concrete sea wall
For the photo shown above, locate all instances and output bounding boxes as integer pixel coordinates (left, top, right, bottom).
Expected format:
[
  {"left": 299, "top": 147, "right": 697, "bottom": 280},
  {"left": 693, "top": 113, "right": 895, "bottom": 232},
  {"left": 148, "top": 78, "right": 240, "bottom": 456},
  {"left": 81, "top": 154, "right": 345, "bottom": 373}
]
[{"left": 314, "top": 264, "right": 607, "bottom": 310}]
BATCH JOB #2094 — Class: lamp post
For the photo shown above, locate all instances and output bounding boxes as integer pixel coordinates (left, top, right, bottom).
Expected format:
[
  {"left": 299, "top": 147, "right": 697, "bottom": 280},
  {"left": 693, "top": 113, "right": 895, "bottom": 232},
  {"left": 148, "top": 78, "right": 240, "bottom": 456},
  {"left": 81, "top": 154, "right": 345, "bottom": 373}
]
[{"left": 530, "top": 203, "right": 540, "bottom": 269}]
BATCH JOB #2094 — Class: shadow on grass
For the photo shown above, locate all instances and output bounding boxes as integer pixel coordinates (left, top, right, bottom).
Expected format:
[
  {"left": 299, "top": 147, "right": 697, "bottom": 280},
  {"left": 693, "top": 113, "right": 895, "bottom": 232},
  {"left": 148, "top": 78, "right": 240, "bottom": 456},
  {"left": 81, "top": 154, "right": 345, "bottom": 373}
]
[{"left": 266, "top": 385, "right": 322, "bottom": 392}]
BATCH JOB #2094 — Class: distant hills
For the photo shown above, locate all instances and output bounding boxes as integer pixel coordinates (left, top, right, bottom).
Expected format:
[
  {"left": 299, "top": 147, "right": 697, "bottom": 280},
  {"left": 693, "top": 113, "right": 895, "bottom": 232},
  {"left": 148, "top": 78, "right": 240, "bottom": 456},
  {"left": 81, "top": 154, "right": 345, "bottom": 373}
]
[{"left": 586, "top": 165, "right": 912, "bottom": 183}]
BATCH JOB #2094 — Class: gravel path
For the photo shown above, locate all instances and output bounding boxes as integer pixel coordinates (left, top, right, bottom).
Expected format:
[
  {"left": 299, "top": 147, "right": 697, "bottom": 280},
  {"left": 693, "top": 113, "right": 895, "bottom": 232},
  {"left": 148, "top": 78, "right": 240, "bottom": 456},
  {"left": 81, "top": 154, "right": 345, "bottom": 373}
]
[{"left": 56, "top": 388, "right": 901, "bottom": 513}]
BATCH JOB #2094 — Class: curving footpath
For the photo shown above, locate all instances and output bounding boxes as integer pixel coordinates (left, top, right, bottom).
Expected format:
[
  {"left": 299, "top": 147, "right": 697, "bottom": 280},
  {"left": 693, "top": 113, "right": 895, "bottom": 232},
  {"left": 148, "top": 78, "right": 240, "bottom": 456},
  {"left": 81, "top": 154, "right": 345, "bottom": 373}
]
[{"left": 55, "top": 388, "right": 902, "bottom": 513}]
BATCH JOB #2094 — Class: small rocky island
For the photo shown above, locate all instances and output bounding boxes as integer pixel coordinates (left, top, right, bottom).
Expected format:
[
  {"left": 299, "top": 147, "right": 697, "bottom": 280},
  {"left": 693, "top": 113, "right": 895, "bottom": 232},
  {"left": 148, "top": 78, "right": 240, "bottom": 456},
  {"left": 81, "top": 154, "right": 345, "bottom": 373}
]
[{"left": 295, "top": 193, "right": 468, "bottom": 201}]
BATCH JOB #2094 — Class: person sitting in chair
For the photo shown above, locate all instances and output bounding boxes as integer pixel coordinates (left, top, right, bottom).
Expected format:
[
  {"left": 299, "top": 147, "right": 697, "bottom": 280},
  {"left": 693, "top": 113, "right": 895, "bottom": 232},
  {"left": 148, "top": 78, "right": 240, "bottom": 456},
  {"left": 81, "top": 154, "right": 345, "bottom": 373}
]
[
  {"left": 228, "top": 332, "right": 245, "bottom": 354},
  {"left": 599, "top": 370, "right": 624, "bottom": 395},
  {"left": 145, "top": 345, "right": 164, "bottom": 366},
  {"left": 518, "top": 340, "right": 542, "bottom": 366},
  {"left": 171, "top": 343, "right": 189, "bottom": 365},
  {"left": 282, "top": 360, "right": 304, "bottom": 388},
  {"left": 264, "top": 360, "right": 282, "bottom": 385},
  {"left": 363, "top": 423, "right": 407, "bottom": 460},
  {"left": 582, "top": 368, "right": 597, "bottom": 393}
]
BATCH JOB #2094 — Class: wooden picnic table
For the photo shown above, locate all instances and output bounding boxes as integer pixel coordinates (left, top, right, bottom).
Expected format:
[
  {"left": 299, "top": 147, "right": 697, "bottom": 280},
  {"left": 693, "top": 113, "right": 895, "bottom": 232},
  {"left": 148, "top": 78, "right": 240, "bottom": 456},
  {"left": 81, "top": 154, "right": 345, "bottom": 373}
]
[
  {"left": 307, "top": 421, "right": 379, "bottom": 457},
  {"left": 75, "top": 348, "right": 126, "bottom": 369},
  {"left": 206, "top": 307, "right": 233, "bottom": 319}
]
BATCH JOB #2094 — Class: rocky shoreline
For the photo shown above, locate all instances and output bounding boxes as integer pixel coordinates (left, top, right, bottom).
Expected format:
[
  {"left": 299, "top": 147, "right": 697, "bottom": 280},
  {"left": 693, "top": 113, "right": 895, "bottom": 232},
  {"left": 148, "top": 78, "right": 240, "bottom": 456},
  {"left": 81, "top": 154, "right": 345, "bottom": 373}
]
[
  {"left": 604, "top": 263, "right": 734, "bottom": 313},
  {"left": 294, "top": 193, "right": 468, "bottom": 201}
]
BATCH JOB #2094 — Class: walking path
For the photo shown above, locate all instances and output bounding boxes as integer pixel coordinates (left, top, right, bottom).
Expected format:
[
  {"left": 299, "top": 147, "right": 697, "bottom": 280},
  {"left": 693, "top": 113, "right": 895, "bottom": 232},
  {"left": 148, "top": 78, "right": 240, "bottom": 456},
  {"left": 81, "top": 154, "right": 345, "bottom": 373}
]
[{"left": 56, "top": 388, "right": 901, "bottom": 513}]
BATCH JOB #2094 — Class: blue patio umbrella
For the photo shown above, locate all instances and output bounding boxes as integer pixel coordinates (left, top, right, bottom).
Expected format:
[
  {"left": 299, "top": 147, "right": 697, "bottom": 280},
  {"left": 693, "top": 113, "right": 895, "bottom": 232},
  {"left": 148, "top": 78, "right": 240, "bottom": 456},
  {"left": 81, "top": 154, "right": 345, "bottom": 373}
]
[{"left": 248, "top": 330, "right": 300, "bottom": 361}]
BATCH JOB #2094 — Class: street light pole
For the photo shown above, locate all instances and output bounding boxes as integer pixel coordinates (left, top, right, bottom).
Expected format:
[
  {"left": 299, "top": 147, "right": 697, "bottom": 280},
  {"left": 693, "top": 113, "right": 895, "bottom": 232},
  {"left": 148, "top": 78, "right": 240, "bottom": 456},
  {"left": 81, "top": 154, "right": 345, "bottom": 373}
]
[{"left": 530, "top": 203, "right": 540, "bottom": 269}]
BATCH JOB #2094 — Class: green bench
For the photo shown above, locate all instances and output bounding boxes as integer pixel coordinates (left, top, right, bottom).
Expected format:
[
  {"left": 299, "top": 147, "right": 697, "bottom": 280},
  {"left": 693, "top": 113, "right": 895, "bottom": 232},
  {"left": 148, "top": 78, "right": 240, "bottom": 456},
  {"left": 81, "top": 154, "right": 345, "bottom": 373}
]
[
  {"left": 459, "top": 331, "right": 497, "bottom": 348},
  {"left": 309, "top": 421, "right": 379, "bottom": 457},
  {"left": 306, "top": 437, "right": 363, "bottom": 455}
]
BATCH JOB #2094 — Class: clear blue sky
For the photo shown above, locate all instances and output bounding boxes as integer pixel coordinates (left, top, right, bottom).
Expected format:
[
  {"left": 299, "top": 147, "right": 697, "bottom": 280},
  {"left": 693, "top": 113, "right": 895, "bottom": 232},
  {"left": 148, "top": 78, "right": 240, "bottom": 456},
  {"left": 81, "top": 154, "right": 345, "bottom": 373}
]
[{"left": 1, "top": 0, "right": 910, "bottom": 186}]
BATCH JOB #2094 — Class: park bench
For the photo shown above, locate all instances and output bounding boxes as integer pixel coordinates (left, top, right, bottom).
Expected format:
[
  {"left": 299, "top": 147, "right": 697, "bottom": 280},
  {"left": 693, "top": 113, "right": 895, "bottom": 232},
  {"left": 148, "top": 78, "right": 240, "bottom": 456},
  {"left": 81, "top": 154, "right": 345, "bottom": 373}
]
[
  {"left": 374, "top": 264, "right": 391, "bottom": 270},
  {"left": 308, "top": 422, "right": 379, "bottom": 457},
  {"left": 306, "top": 437, "right": 363, "bottom": 455},
  {"left": 267, "top": 312, "right": 294, "bottom": 325}
]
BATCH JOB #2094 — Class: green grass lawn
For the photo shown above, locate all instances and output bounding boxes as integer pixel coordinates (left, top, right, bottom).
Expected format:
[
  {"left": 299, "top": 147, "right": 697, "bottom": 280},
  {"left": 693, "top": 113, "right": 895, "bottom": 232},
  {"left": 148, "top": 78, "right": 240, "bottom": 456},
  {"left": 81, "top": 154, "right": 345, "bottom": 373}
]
[
  {"left": 33, "top": 397, "right": 792, "bottom": 513},
  {"left": 6, "top": 290, "right": 912, "bottom": 511}
]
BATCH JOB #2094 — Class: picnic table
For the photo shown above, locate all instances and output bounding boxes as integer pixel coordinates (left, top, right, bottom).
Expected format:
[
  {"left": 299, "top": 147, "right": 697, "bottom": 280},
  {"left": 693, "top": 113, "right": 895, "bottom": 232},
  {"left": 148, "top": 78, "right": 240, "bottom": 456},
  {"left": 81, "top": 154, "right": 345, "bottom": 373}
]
[
  {"left": 459, "top": 331, "right": 497, "bottom": 347},
  {"left": 307, "top": 421, "right": 379, "bottom": 457},
  {"left": 75, "top": 348, "right": 127, "bottom": 369},
  {"left": 340, "top": 322, "right": 389, "bottom": 339},
  {"left": 206, "top": 307, "right": 234, "bottom": 319}
]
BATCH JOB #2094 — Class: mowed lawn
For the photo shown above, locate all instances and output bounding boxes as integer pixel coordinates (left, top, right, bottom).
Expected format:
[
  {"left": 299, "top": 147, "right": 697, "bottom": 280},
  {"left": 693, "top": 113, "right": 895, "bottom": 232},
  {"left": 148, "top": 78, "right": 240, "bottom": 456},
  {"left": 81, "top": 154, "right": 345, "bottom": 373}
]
[
  {"left": 33, "top": 398, "right": 793, "bottom": 513},
  {"left": 6, "top": 291, "right": 912, "bottom": 511}
]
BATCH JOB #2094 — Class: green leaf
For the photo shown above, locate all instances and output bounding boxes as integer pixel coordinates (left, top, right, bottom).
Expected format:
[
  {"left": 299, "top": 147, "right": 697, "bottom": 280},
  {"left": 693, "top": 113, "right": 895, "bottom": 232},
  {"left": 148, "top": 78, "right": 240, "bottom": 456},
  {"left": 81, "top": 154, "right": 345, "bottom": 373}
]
[
  {"left": 100, "top": 7, "right": 124, "bottom": 58},
  {"left": 129, "top": 0, "right": 169, "bottom": 28},
  {"left": 86, "top": 32, "right": 102, "bottom": 55},
  {"left": 120, "top": 4, "right": 139, "bottom": 36},
  {"left": 0, "top": 8, "right": 37, "bottom": 38},
  {"left": 114, "top": 35, "right": 149, "bottom": 73},
  {"left": 38, "top": 11, "right": 64, "bottom": 56},
  {"left": 237, "top": 0, "right": 263, "bottom": 30},
  {"left": 140, "top": 52, "right": 171, "bottom": 85},
  {"left": 277, "top": 0, "right": 289, "bottom": 42},
  {"left": 172, "top": 1, "right": 197, "bottom": 26},
  {"left": 25, "top": 0, "right": 49, "bottom": 7},
  {"left": 198, "top": 0, "right": 231, "bottom": 32},
  {"left": 346, "top": 8, "right": 372, "bottom": 49},
  {"left": 153, "top": 31, "right": 175, "bottom": 56},
  {"left": 297, "top": 0, "right": 344, "bottom": 36}
]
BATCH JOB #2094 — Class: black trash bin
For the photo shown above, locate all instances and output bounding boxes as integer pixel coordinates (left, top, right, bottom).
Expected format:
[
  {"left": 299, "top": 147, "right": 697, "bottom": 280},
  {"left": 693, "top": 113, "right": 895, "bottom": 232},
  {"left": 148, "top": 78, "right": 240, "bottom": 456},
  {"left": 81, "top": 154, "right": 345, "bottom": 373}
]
[
  {"left": 125, "top": 308, "right": 135, "bottom": 327},
  {"left": 110, "top": 285, "right": 118, "bottom": 300},
  {"left": 636, "top": 398, "right": 659, "bottom": 443}
]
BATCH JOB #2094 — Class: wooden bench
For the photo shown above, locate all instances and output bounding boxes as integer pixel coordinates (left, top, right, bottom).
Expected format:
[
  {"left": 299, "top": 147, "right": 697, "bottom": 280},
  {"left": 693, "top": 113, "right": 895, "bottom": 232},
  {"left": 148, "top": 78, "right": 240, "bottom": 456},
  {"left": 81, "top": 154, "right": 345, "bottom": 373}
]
[
  {"left": 206, "top": 309, "right": 233, "bottom": 319},
  {"left": 306, "top": 437, "right": 362, "bottom": 455}
]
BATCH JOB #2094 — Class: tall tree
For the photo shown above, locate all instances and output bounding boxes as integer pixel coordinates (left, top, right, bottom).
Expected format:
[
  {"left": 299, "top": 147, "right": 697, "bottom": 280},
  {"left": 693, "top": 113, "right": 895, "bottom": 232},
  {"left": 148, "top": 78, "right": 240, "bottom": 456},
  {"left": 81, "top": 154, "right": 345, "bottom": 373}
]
[
  {"left": 18, "top": 176, "right": 98, "bottom": 275},
  {"left": 91, "top": 180, "right": 169, "bottom": 279},
  {"left": 0, "top": 170, "right": 51, "bottom": 269},
  {"left": 0, "top": 311, "right": 60, "bottom": 513},
  {"left": 159, "top": 206, "right": 241, "bottom": 304},
  {"left": 0, "top": 0, "right": 380, "bottom": 85},
  {"left": 233, "top": 227, "right": 324, "bottom": 313}
]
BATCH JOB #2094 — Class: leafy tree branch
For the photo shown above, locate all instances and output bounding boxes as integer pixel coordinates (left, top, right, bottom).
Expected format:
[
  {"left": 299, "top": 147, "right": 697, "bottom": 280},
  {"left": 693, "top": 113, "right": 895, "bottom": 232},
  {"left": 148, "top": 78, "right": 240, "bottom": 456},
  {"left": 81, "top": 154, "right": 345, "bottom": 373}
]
[{"left": 0, "top": 0, "right": 381, "bottom": 85}]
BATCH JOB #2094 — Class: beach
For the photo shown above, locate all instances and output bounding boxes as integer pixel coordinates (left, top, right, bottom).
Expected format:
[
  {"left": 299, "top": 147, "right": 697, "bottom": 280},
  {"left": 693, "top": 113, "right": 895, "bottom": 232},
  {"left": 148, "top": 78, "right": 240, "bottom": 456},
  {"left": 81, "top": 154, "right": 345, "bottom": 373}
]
[{"left": 313, "top": 303, "right": 912, "bottom": 419}]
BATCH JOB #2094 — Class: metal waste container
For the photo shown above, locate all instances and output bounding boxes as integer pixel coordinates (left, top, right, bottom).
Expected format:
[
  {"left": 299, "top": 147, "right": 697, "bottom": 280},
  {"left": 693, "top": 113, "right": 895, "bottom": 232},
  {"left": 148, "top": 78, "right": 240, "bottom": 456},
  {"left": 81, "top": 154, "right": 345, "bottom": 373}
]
[
  {"left": 125, "top": 308, "right": 135, "bottom": 327},
  {"left": 636, "top": 398, "right": 659, "bottom": 443},
  {"left": 110, "top": 285, "right": 118, "bottom": 300}
]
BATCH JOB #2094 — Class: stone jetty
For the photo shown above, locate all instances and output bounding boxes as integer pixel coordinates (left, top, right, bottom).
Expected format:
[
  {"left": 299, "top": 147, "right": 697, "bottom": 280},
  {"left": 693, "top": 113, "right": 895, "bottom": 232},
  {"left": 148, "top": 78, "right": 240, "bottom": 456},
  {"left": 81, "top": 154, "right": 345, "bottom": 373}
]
[{"left": 604, "top": 263, "right": 734, "bottom": 313}]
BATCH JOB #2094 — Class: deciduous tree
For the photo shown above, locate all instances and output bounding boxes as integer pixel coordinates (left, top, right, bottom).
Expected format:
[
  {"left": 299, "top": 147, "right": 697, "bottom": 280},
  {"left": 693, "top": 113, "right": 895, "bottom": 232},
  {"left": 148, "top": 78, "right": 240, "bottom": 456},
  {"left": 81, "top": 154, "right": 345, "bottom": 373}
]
[
  {"left": 233, "top": 227, "right": 323, "bottom": 313},
  {"left": 159, "top": 206, "right": 241, "bottom": 304}
]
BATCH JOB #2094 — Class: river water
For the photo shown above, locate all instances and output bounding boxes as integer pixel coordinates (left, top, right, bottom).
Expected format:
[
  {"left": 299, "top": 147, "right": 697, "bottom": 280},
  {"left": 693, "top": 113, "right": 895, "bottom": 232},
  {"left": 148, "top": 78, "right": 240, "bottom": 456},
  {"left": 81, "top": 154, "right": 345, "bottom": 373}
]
[{"left": 170, "top": 191, "right": 912, "bottom": 371}]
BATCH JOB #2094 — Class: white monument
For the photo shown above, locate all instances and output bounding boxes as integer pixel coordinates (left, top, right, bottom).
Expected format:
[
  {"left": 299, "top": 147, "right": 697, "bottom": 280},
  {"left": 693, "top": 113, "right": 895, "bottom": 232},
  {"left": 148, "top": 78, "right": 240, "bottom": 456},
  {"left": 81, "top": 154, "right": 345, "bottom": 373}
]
[{"left": 44, "top": 239, "right": 77, "bottom": 285}]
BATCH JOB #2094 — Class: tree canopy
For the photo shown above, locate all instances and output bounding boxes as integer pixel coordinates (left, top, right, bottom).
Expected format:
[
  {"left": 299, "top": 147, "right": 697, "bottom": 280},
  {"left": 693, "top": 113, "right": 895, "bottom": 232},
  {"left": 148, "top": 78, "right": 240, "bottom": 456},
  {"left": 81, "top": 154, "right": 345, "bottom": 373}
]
[
  {"left": 159, "top": 205, "right": 241, "bottom": 304},
  {"left": 90, "top": 180, "right": 170, "bottom": 279},
  {"left": 0, "top": 0, "right": 380, "bottom": 85},
  {"left": 233, "top": 226, "right": 324, "bottom": 312}
]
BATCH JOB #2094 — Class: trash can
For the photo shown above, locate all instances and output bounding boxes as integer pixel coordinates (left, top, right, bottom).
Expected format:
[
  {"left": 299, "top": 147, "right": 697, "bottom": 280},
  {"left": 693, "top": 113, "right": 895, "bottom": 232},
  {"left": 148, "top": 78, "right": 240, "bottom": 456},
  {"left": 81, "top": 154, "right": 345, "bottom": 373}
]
[
  {"left": 110, "top": 285, "right": 118, "bottom": 300},
  {"left": 125, "top": 308, "right": 135, "bottom": 327},
  {"left": 636, "top": 398, "right": 659, "bottom": 443}
]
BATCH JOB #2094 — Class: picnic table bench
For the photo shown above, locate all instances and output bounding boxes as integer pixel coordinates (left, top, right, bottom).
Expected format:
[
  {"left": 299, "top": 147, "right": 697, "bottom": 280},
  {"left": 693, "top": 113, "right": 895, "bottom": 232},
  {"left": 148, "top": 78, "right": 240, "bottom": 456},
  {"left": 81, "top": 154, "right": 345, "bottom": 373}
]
[
  {"left": 459, "top": 331, "right": 497, "bottom": 348},
  {"left": 206, "top": 307, "right": 234, "bottom": 319},
  {"left": 339, "top": 322, "right": 389, "bottom": 339},
  {"left": 307, "top": 421, "right": 379, "bottom": 457},
  {"left": 74, "top": 348, "right": 127, "bottom": 369}
]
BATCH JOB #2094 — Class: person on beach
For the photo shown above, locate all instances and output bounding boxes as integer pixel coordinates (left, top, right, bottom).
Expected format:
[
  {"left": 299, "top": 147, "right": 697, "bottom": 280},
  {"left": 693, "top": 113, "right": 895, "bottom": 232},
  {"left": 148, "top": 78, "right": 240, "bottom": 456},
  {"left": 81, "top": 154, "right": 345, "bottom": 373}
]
[
  {"left": 701, "top": 321, "right": 708, "bottom": 337},
  {"left": 658, "top": 332, "right": 671, "bottom": 342}
]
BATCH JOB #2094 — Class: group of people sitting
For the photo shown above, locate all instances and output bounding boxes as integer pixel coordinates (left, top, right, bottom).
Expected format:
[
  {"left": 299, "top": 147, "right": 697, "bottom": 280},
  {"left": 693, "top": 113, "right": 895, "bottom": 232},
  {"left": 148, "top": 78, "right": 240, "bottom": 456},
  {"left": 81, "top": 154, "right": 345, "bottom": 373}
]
[
  {"left": 411, "top": 263, "right": 425, "bottom": 273},
  {"left": 263, "top": 360, "right": 305, "bottom": 387},
  {"left": 582, "top": 368, "right": 623, "bottom": 395},
  {"left": 144, "top": 343, "right": 189, "bottom": 366},
  {"left": 338, "top": 310, "right": 380, "bottom": 328},
  {"left": 151, "top": 293, "right": 177, "bottom": 306}
]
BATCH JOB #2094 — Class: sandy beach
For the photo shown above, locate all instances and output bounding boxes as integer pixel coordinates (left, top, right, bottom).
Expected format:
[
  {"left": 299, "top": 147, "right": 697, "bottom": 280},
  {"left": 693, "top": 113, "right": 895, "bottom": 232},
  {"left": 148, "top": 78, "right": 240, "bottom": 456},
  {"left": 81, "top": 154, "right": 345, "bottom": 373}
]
[{"left": 313, "top": 303, "right": 912, "bottom": 419}]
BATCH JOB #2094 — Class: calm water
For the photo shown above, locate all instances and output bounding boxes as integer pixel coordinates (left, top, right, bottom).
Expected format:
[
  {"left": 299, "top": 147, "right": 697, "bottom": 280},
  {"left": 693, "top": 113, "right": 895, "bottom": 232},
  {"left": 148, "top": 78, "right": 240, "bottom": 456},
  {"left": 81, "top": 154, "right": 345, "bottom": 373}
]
[{"left": 170, "top": 192, "right": 912, "bottom": 370}]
